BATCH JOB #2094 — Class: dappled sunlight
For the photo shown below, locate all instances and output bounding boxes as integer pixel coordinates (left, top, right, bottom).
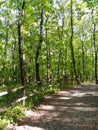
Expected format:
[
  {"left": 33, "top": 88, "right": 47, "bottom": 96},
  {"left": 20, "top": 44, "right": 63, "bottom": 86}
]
[
  {"left": 38, "top": 105, "right": 55, "bottom": 111},
  {"left": 69, "top": 90, "right": 98, "bottom": 97},
  {"left": 25, "top": 110, "right": 45, "bottom": 117},
  {"left": 15, "top": 85, "right": 98, "bottom": 130},
  {"left": 57, "top": 91, "right": 72, "bottom": 96},
  {"left": 73, "top": 107, "right": 98, "bottom": 112},
  {"left": 75, "top": 102, "right": 85, "bottom": 106},
  {"left": 71, "top": 91, "right": 98, "bottom": 97},
  {"left": 72, "top": 92, "right": 86, "bottom": 97},
  {"left": 15, "top": 125, "right": 45, "bottom": 130},
  {"left": 59, "top": 97, "right": 72, "bottom": 100},
  {"left": 84, "top": 92, "right": 98, "bottom": 96}
]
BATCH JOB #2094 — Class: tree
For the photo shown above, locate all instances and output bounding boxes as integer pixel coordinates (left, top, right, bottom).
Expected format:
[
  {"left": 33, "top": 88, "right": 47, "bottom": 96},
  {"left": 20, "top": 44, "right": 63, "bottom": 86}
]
[
  {"left": 0, "top": 0, "right": 98, "bottom": 86},
  {"left": 17, "top": 0, "right": 26, "bottom": 86},
  {"left": 70, "top": 0, "right": 79, "bottom": 84},
  {"left": 91, "top": 8, "right": 98, "bottom": 84},
  {"left": 35, "top": 6, "right": 44, "bottom": 83}
]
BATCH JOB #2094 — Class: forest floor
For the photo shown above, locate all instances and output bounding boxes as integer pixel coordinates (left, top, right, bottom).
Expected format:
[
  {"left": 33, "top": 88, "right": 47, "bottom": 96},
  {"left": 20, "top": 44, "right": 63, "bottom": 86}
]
[{"left": 8, "top": 84, "right": 98, "bottom": 130}]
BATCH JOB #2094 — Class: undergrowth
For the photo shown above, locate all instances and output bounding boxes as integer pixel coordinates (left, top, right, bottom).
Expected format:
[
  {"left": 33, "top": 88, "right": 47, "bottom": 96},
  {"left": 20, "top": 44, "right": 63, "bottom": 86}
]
[
  {"left": 81, "top": 80, "right": 95, "bottom": 85},
  {"left": 0, "top": 82, "right": 69, "bottom": 129},
  {"left": 0, "top": 105, "right": 25, "bottom": 129}
]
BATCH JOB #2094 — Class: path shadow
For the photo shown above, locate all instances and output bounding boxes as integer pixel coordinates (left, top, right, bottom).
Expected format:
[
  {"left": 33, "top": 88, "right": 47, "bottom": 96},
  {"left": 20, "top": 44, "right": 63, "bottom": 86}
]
[{"left": 17, "top": 85, "right": 98, "bottom": 130}]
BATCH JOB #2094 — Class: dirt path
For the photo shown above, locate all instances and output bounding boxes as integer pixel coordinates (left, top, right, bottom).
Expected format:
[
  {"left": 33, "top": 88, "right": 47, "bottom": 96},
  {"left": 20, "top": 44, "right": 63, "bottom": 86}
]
[{"left": 10, "top": 84, "right": 98, "bottom": 130}]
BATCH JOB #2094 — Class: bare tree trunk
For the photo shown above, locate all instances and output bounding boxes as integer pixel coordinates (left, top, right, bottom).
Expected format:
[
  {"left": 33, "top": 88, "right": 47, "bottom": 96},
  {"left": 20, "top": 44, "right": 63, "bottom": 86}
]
[
  {"left": 17, "top": 0, "right": 25, "bottom": 86},
  {"left": 61, "top": 17, "right": 65, "bottom": 79},
  {"left": 17, "top": 0, "right": 26, "bottom": 107},
  {"left": 93, "top": 23, "right": 98, "bottom": 84},
  {"left": 35, "top": 8, "right": 44, "bottom": 83},
  {"left": 58, "top": 50, "right": 62, "bottom": 89},
  {"left": 2, "top": 15, "right": 9, "bottom": 85},
  {"left": 57, "top": 17, "right": 65, "bottom": 88},
  {"left": 64, "top": 41, "right": 68, "bottom": 84},
  {"left": 45, "top": 21, "right": 51, "bottom": 82},
  {"left": 80, "top": 28, "right": 85, "bottom": 82},
  {"left": 57, "top": 26, "right": 62, "bottom": 85},
  {"left": 81, "top": 40, "right": 85, "bottom": 82},
  {"left": 12, "top": 41, "right": 17, "bottom": 83},
  {"left": 91, "top": 9, "right": 98, "bottom": 84},
  {"left": 70, "top": 0, "right": 79, "bottom": 84},
  {"left": 18, "top": 20, "right": 24, "bottom": 86}
]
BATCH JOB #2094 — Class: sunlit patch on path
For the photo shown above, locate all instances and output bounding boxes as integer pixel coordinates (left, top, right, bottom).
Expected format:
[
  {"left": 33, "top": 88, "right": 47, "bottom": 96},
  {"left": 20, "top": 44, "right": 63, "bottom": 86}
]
[{"left": 9, "top": 85, "right": 98, "bottom": 130}]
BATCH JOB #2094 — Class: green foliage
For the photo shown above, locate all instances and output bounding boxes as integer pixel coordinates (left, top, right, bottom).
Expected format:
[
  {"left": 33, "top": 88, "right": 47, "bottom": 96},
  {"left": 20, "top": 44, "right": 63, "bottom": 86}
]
[
  {"left": 25, "top": 83, "right": 60, "bottom": 109},
  {"left": 44, "top": 86, "right": 59, "bottom": 96},
  {"left": 0, "top": 0, "right": 97, "bottom": 85},
  {"left": 0, "top": 0, "right": 98, "bottom": 126},
  {"left": 0, "top": 84, "right": 20, "bottom": 92},
  {"left": 84, "top": 0, "right": 98, "bottom": 7},
  {"left": 3, "top": 106, "right": 25, "bottom": 122},
  {"left": 0, "top": 118, "right": 10, "bottom": 130},
  {"left": 0, "top": 105, "right": 25, "bottom": 129},
  {"left": 82, "top": 80, "right": 95, "bottom": 85}
]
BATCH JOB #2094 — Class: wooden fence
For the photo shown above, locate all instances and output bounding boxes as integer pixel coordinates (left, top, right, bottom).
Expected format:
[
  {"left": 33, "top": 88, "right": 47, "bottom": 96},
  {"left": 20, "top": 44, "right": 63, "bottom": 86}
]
[{"left": 0, "top": 78, "right": 75, "bottom": 113}]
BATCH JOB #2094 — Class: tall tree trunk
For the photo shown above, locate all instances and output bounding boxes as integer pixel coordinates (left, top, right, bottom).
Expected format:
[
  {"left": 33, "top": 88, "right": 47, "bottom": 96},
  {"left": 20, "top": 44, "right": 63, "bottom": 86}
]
[
  {"left": 18, "top": 0, "right": 25, "bottom": 86},
  {"left": 61, "top": 17, "right": 65, "bottom": 79},
  {"left": 18, "top": 0, "right": 26, "bottom": 107},
  {"left": 77, "top": 48, "right": 81, "bottom": 81},
  {"left": 58, "top": 50, "right": 62, "bottom": 89},
  {"left": 70, "top": 0, "right": 79, "bottom": 84},
  {"left": 57, "top": 26, "right": 62, "bottom": 84},
  {"left": 57, "top": 17, "right": 65, "bottom": 88},
  {"left": 12, "top": 41, "right": 17, "bottom": 83},
  {"left": 18, "top": 20, "right": 24, "bottom": 86},
  {"left": 81, "top": 40, "right": 85, "bottom": 82},
  {"left": 91, "top": 9, "right": 98, "bottom": 84},
  {"left": 46, "top": 28, "right": 49, "bottom": 80},
  {"left": 80, "top": 28, "right": 85, "bottom": 82},
  {"left": 28, "top": 58, "right": 32, "bottom": 83},
  {"left": 3, "top": 16, "right": 9, "bottom": 85},
  {"left": 93, "top": 23, "right": 98, "bottom": 84},
  {"left": 35, "top": 8, "right": 44, "bottom": 82},
  {"left": 45, "top": 21, "right": 51, "bottom": 81},
  {"left": 64, "top": 41, "right": 68, "bottom": 84}
]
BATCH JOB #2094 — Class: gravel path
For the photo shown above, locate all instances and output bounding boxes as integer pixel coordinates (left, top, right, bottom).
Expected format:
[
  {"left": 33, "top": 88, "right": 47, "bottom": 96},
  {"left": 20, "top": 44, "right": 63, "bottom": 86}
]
[{"left": 9, "top": 84, "right": 98, "bottom": 130}]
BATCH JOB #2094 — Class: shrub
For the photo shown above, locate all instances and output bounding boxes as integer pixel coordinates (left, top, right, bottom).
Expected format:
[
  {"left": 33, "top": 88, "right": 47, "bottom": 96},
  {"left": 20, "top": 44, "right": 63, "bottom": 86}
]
[
  {"left": 4, "top": 106, "right": 25, "bottom": 122},
  {"left": 0, "top": 118, "right": 10, "bottom": 130}
]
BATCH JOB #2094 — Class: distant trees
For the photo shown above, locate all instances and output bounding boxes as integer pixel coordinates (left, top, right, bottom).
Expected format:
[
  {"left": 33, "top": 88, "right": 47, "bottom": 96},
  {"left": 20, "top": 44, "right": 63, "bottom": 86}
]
[{"left": 0, "top": 0, "right": 98, "bottom": 85}]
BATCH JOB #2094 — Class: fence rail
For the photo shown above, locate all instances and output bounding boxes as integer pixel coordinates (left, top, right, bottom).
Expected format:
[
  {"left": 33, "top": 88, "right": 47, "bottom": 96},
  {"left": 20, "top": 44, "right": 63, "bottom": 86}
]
[{"left": 0, "top": 78, "right": 76, "bottom": 113}]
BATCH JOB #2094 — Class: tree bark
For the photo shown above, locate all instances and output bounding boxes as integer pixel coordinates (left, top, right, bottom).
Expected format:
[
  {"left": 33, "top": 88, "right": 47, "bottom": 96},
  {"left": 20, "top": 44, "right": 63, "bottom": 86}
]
[
  {"left": 35, "top": 8, "right": 44, "bottom": 82},
  {"left": 70, "top": 0, "right": 79, "bottom": 84},
  {"left": 17, "top": 0, "right": 25, "bottom": 86},
  {"left": 45, "top": 20, "right": 51, "bottom": 81},
  {"left": 80, "top": 27, "right": 85, "bottom": 82},
  {"left": 91, "top": 9, "right": 98, "bottom": 84},
  {"left": 12, "top": 41, "right": 17, "bottom": 83},
  {"left": 93, "top": 23, "right": 98, "bottom": 84},
  {"left": 81, "top": 40, "right": 85, "bottom": 82},
  {"left": 18, "top": 20, "right": 24, "bottom": 86}
]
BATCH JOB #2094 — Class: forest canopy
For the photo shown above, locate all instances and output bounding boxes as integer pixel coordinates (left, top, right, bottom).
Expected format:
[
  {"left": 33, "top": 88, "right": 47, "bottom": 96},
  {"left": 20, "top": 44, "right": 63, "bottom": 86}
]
[{"left": 0, "top": 0, "right": 98, "bottom": 85}]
